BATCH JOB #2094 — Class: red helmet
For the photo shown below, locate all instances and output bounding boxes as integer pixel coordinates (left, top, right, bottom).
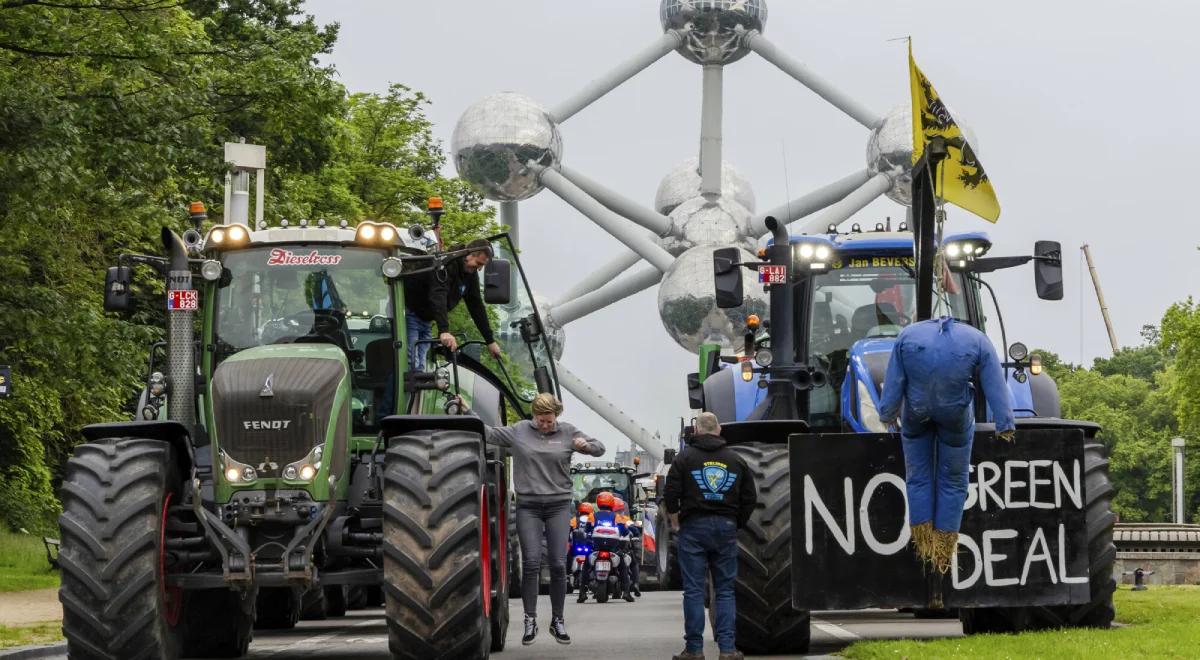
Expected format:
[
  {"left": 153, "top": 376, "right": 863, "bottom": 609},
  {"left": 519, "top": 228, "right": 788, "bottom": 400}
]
[
  {"left": 578, "top": 502, "right": 594, "bottom": 515},
  {"left": 596, "top": 491, "right": 615, "bottom": 510},
  {"left": 614, "top": 498, "right": 627, "bottom": 513}
]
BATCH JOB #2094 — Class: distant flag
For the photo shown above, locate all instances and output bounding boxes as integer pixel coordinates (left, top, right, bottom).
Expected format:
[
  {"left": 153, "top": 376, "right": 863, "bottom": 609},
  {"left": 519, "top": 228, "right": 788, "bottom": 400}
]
[
  {"left": 642, "top": 516, "right": 656, "bottom": 554},
  {"left": 909, "top": 42, "right": 1001, "bottom": 223}
]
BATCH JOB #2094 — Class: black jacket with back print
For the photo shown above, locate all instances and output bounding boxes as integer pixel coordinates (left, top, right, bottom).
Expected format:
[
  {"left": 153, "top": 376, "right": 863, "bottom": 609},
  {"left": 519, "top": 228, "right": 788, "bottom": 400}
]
[{"left": 663, "top": 433, "right": 757, "bottom": 528}]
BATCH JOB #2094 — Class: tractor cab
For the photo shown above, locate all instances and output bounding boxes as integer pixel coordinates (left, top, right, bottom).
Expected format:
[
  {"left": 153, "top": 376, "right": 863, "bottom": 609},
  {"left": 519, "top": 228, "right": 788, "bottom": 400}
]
[
  {"left": 702, "top": 225, "right": 1064, "bottom": 432},
  {"left": 571, "top": 462, "right": 637, "bottom": 513}
]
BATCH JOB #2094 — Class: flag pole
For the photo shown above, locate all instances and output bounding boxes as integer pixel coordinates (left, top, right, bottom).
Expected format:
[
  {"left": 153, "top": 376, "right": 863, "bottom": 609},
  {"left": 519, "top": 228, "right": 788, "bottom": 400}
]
[{"left": 912, "top": 136, "right": 949, "bottom": 322}]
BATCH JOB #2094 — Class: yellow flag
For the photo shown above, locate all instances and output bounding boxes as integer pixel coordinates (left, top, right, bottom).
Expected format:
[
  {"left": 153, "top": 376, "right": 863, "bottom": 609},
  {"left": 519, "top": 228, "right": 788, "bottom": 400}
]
[{"left": 909, "top": 43, "right": 1000, "bottom": 222}]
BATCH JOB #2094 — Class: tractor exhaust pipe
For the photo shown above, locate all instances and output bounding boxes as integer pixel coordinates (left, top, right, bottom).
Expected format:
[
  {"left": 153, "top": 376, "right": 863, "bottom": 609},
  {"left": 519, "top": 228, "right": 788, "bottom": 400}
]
[{"left": 162, "top": 227, "right": 196, "bottom": 432}]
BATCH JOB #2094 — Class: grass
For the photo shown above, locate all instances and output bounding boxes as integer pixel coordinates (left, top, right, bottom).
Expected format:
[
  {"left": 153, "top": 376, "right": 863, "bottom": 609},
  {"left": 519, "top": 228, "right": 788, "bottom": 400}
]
[
  {"left": 0, "top": 531, "right": 60, "bottom": 592},
  {"left": 0, "top": 623, "right": 61, "bottom": 650},
  {"left": 842, "top": 586, "right": 1200, "bottom": 659}
]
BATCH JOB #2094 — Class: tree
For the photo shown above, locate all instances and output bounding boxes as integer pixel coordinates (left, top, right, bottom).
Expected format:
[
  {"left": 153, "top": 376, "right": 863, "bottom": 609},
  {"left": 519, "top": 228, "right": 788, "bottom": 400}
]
[{"left": 1161, "top": 298, "right": 1200, "bottom": 438}]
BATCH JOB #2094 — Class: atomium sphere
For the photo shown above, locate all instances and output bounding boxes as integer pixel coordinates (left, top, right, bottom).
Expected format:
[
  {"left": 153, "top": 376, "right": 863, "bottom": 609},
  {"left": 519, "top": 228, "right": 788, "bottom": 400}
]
[
  {"left": 866, "top": 105, "right": 914, "bottom": 206},
  {"left": 654, "top": 157, "right": 756, "bottom": 216},
  {"left": 868, "top": 104, "right": 982, "bottom": 208},
  {"left": 658, "top": 244, "right": 769, "bottom": 353},
  {"left": 666, "top": 196, "right": 755, "bottom": 254},
  {"left": 660, "top": 0, "right": 768, "bottom": 65},
  {"left": 533, "top": 293, "right": 566, "bottom": 361},
  {"left": 452, "top": 93, "right": 563, "bottom": 202}
]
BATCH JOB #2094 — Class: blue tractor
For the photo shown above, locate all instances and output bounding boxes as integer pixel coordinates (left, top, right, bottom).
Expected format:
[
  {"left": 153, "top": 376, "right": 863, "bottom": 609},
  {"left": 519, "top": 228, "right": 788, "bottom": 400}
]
[{"left": 690, "top": 214, "right": 1115, "bottom": 654}]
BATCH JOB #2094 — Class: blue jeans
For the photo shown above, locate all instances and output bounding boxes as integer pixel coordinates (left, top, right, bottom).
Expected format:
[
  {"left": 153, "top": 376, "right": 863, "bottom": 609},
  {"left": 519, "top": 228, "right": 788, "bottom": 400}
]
[
  {"left": 901, "top": 402, "right": 975, "bottom": 532},
  {"left": 405, "top": 311, "right": 433, "bottom": 371},
  {"left": 678, "top": 514, "right": 738, "bottom": 653}
]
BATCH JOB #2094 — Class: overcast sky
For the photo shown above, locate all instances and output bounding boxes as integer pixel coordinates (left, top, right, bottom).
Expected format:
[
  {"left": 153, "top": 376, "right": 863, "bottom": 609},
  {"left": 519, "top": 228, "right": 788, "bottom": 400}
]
[{"left": 307, "top": 0, "right": 1199, "bottom": 456}]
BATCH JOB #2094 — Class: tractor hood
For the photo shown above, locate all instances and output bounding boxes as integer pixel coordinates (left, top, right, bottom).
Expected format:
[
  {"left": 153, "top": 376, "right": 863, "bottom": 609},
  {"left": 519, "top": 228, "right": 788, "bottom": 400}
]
[{"left": 210, "top": 344, "right": 349, "bottom": 475}]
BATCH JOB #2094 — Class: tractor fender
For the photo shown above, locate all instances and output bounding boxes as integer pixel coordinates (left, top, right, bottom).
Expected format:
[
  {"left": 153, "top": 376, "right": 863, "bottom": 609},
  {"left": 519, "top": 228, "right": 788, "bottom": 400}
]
[{"left": 81, "top": 420, "right": 194, "bottom": 477}]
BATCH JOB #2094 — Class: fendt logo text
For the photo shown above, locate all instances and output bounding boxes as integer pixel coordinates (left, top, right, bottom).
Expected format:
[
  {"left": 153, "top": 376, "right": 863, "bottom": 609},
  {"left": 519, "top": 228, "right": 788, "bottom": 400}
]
[{"left": 243, "top": 420, "right": 292, "bottom": 430}]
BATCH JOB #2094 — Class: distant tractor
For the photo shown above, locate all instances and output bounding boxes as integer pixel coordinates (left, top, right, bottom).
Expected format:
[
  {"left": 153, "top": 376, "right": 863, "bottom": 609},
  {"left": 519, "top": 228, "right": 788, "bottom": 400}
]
[
  {"left": 687, "top": 207, "right": 1115, "bottom": 654},
  {"left": 56, "top": 144, "right": 561, "bottom": 659}
]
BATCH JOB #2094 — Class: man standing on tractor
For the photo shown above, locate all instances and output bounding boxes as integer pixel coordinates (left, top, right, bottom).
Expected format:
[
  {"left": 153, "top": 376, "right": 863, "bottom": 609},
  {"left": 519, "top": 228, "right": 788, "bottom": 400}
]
[
  {"left": 878, "top": 315, "right": 1015, "bottom": 572},
  {"left": 402, "top": 238, "right": 503, "bottom": 369},
  {"left": 664, "top": 412, "right": 757, "bottom": 660}
]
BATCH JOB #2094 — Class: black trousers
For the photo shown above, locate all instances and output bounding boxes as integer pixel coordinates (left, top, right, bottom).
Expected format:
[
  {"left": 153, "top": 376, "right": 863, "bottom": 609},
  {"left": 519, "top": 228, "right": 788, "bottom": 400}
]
[{"left": 516, "top": 499, "right": 571, "bottom": 618}]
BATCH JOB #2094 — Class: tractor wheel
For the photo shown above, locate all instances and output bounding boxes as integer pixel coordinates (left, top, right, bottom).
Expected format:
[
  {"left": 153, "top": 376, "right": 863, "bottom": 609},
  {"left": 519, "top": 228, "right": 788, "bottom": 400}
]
[
  {"left": 728, "top": 443, "right": 811, "bottom": 655},
  {"left": 487, "top": 466, "right": 509, "bottom": 652},
  {"left": 383, "top": 429, "right": 491, "bottom": 660},
  {"left": 347, "top": 587, "right": 367, "bottom": 610},
  {"left": 58, "top": 438, "right": 187, "bottom": 660},
  {"left": 300, "top": 586, "right": 328, "bottom": 621},
  {"left": 177, "top": 589, "right": 255, "bottom": 658},
  {"left": 254, "top": 588, "right": 300, "bottom": 630},
  {"left": 324, "top": 586, "right": 349, "bottom": 617},
  {"left": 655, "top": 507, "right": 682, "bottom": 590},
  {"left": 960, "top": 440, "right": 1116, "bottom": 634}
]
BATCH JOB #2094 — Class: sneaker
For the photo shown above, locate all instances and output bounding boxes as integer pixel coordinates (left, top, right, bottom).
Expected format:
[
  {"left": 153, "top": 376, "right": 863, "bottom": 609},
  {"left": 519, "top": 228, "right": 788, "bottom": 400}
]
[
  {"left": 521, "top": 615, "right": 537, "bottom": 646},
  {"left": 576, "top": 590, "right": 587, "bottom": 603},
  {"left": 672, "top": 651, "right": 705, "bottom": 660},
  {"left": 718, "top": 651, "right": 744, "bottom": 660},
  {"left": 550, "top": 616, "right": 571, "bottom": 644},
  {"left": 632, "top": 583, "right": 642, "bottom": 597},
  {"left": 623, "top": 591, "right": 635, "bottom": 602}
]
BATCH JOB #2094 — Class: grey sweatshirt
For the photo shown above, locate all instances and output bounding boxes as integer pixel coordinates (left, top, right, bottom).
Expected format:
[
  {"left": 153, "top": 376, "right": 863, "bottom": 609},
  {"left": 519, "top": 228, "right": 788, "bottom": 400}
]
[{"left": 486, "top": 420, "right": 605, "bottom": 504}]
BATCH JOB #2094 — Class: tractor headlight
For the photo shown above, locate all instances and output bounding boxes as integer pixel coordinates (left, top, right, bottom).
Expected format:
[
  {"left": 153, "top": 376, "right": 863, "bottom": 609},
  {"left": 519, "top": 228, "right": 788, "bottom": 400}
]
[
  {"left": 379, "top": 225, "right": 397, "bottom": 242},
  {"left": 946, "top": 243, "right": 961, "bottom": 258},
  {"left": 220, "top": 451, "right": 256, "bottom": 485},
  {"left": 793, "top": 239, "right": 836, "bottom": 270},
  {"left": 798, "top": 244, "right": 815, "bottom": 260},
  {"left": 815, "top": 245, "right": 831, "bottom": 261},
  {"left": 1008, "top": 342, "right": 1029, "bottom": 361},
  {"left": 943, "top": 237, "right": 991, "bottom": 261},
  {"left": 381, "top": 257, "right": 404, "bottom": 279},
  {"left": 210, "top": 228, "right": 226, "bottom": 245},
  {"left": 754, "top": 347, "right": 773, "bottom": 367},
  {"left": 1030, "top": 355, "right": 1043, "bottom": 376},
  {"left": 200, "top": 260, "right": 223, "bottom": 282},
  {"left": 356, "top": 223, "right": 377, "bottom": 241},
  {"left": 228, "top": 225, "right": 247, "bottom": 242},
  {"left": 356, "top": 222, "right": 400, "bottom": 245},
  {"left": 283, "top": 445, "right": 323, "bottom": 483}
]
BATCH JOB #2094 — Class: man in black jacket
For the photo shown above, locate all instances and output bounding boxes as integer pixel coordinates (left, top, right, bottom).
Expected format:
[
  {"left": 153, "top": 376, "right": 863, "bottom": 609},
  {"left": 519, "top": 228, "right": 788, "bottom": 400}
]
[
  {"left": 663, "top": 412, "right": 756, "bottom": 660},
  {"left": 402, "top": 238, "right": 502, "bottom": 369}
]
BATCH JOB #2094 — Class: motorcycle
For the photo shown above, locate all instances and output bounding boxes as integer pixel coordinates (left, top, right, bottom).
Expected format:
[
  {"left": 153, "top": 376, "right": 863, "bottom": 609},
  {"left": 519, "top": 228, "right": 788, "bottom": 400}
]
[
  {"left": 586, "top": 513, "right": 624, "bottom": 603},
  {"left": 568, "top": 528, "right": 591, "bottom": 594}
]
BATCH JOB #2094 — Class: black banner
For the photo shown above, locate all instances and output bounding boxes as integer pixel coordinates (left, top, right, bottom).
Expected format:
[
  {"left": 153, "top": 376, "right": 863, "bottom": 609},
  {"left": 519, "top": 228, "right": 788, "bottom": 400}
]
[{"left": 789, "top": 428, "right": 1089, "bottom": 610}]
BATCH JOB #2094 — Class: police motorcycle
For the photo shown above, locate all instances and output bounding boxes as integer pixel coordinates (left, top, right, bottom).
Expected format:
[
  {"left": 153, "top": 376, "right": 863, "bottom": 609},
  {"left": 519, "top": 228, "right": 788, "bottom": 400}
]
[
  {"left": 581, "top": 492, "right": 627, "bottom": 603},
  {"left": 568, "top": 502, "right": 594, "bottom": 595}
]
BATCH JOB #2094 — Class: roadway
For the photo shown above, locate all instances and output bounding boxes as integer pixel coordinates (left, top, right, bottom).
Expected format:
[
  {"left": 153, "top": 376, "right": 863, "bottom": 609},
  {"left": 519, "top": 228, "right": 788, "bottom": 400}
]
[{"left": 230, "top": 592, "right": 961, "bottom": 659}]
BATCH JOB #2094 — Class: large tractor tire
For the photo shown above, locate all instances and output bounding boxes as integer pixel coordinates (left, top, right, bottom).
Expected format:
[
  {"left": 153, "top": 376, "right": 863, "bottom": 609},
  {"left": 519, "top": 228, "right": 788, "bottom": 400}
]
[
  {"left": 960, "top": 440, "right": 1116, "bottom": 634},
  {"left": 254, "top": 588, "right": 300, "bottom": 630},
  {"left": 383, "top": 429, "right": 491, "bottom": 660},
  {"left": 178, "top": 589, "right": 255, "bottom": 658},
  {"left": 300, "top": 587, "right": 328, "bottom": 621},
  {"left": 728, "top": 443, "right": 811, "bottom": 655},
  {"left": 58, "top": 438, "right": 254, "bottom": 659},
  {"left": 486, "top": 463, "right": 509, "bottom": 652},
  {"left": 655, "top": 507, "right": 682, "bottom": 590}
]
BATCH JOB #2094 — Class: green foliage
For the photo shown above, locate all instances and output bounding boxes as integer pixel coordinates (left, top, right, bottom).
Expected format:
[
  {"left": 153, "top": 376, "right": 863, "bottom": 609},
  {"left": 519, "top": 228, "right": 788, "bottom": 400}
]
[
  {"left": 0, "top": 622, "right": 62, "bottom": 650},
  {"left": 0, "top": 531, "right": 59, "bottom": 593},
  {"left": 1161, "top": 298, "right": 1200, "bottom": 438},
  {"left": 0, "top": 1, "right": 494, "bottom": 532}
]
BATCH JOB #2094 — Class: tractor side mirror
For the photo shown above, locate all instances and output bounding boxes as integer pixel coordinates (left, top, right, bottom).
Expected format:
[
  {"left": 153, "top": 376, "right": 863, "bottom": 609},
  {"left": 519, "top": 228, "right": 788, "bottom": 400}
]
[
  {"left": 104, "top": 266, "right": 133, "bottom": 312},
  {"left": 713, "top": 247, "right": 743, "bottom": 309},
  {"left": 1034, "top": 240, "right": 1063, "bottom": 301},
  {"left": 686, "top": 372, "right": 704, "bottom": 409},
  {"left": 484, "top": 259, "right": 512, "bottom": 304},
  {"left": 663, "top": 448, "right": 677, "bottom": 465}
]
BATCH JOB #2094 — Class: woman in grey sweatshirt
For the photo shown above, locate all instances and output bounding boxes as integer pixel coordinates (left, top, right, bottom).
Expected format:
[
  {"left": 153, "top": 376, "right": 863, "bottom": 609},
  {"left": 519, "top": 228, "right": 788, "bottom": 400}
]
[{"left": 486, "top": 393, "right": 604, "bottom": 646}]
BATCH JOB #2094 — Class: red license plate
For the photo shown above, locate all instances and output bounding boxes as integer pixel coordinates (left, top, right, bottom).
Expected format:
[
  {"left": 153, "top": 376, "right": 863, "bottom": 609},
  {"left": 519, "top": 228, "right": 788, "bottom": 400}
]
[
  {"left": 167, "top": 290, "right": 199, "bottom": 311},
  {"left": 759, "top": 265, "right": 787, "bottom": 284}
]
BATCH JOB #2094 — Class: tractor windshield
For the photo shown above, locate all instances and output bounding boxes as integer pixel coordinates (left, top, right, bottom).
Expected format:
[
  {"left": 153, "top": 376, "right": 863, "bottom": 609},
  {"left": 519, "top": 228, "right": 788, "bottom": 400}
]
[
  {"left": 805, "top": 259, "right": 969, "bottom": 428},
  {"left": 214, "top": 246, "right": 393, "bottom": 358},
  {"left": 571, "top": 471, "right": 632, "bottom": 504}
]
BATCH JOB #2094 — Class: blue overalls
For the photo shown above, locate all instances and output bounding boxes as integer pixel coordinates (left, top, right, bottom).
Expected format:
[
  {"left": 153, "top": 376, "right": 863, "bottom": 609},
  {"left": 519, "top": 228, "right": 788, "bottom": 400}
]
[{"left": 878, "top": 317, "right": 1015, "bottom": 533}]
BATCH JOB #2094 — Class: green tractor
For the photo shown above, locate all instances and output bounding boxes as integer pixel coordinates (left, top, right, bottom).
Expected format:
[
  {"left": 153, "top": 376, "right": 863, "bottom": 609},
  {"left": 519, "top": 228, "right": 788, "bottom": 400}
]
[{"left": 57, "top": 149, "right": 560, "bottom": 659}]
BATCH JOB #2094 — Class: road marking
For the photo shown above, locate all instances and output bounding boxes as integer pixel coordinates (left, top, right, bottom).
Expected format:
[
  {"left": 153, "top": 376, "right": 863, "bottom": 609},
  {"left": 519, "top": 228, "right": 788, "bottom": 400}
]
[
  {"left": 264, "top": 617, "right": 382, "bottom": 656},
  {"left": 812, "top": 617, "right": 862, "bottom": 641}
]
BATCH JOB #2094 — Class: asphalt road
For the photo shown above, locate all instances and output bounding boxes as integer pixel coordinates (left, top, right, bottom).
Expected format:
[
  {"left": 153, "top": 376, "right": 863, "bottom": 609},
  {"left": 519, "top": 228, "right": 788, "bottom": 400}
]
[
  {"left": 18, "top": 592, "right": 964, "bottom": 659},
  {"left": 233, "top": 592, "right": 962, "bottom": 659}
]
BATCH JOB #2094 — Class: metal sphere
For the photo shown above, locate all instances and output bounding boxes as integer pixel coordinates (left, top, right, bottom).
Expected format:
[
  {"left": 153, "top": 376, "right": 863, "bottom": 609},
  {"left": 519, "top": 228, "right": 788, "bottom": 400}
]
[
  {"left": 668, "top": 196, "right": 755, "bottom": 251},
  {"left": 868, "top": 104, "right": 982, "bottom": 208},
  {"left": 866, "top": 104, "right": 914, "bottom": 207},
  {"left": 657, "top": 244, "right": 769, "bottom": 353},
  {"left": 660, "top": 0, "right": 768, "bottom": 65},
  {"left": 654, "top": 157, "right": 756, "bottom": 216},
  {"left": 533, "top": 293, "right": 566, "bottom": 361},
  {"left": 452, "top": 93, "right": 563, "bottom": 202}
]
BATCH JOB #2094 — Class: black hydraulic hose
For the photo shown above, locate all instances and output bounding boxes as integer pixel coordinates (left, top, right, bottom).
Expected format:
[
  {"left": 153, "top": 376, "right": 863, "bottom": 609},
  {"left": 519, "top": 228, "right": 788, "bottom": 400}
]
[{"left": 971, "top": 274, "right": 1008, "bottom": 378}]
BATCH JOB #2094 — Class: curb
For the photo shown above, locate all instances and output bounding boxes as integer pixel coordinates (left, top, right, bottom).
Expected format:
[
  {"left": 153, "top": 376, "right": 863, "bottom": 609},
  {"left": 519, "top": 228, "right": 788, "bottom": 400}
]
[{"left": 0, "top": 642, "right": 66, "bottom": 659}]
